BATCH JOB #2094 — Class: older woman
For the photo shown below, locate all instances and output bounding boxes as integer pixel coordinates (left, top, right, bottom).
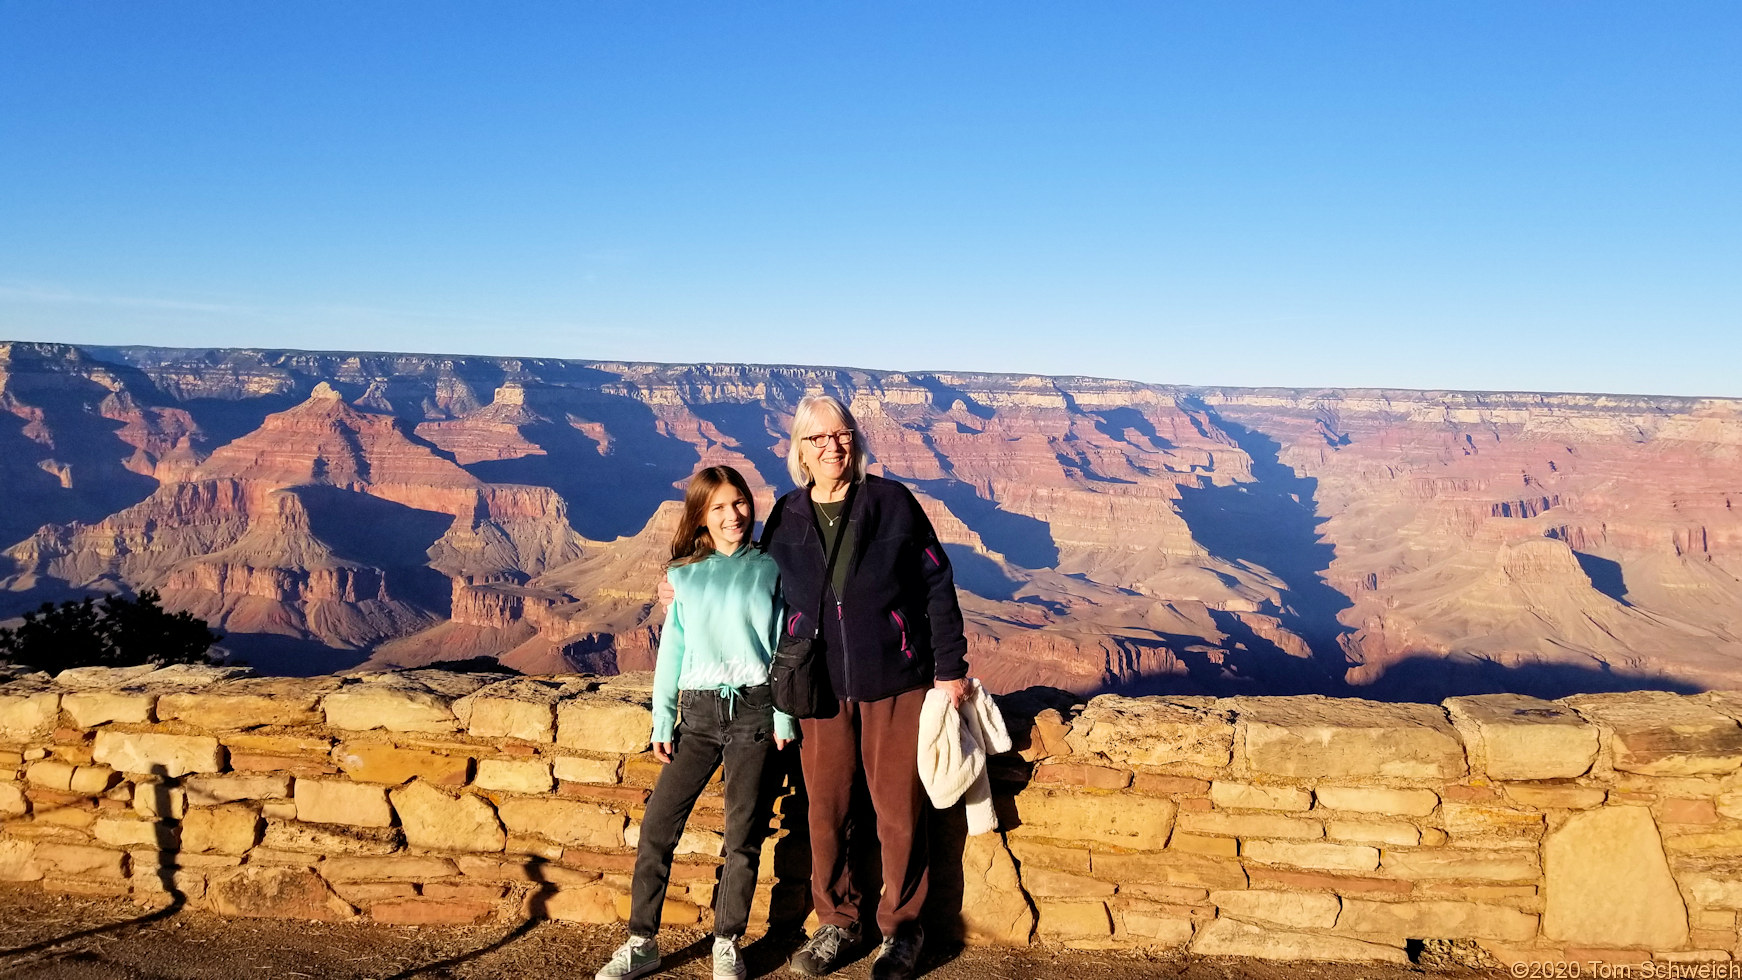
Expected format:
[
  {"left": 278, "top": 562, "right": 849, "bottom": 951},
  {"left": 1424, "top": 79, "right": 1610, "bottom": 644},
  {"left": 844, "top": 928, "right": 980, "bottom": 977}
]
[{"left": 761, "top": 393, "right": 971, "bottom": 980}]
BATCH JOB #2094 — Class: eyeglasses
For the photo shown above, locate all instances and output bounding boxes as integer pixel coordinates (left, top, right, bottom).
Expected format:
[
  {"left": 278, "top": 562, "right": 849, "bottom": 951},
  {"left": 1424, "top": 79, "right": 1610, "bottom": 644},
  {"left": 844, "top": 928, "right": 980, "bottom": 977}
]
[{"left": 802, "top": 430, "right": 855, "bottom": 450}]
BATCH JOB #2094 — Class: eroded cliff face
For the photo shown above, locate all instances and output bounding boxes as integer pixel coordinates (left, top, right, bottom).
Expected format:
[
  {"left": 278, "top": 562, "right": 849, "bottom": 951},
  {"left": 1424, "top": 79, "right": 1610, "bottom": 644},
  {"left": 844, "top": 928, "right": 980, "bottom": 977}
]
[{"left": 3, "top": 342, "right": 1741, "bottom": 697}]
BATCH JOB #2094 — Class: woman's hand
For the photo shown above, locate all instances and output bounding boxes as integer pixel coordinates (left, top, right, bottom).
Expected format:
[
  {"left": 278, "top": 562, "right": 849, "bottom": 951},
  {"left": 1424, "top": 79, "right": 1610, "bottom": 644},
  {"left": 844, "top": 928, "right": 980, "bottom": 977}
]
[
  {"left": 653, "top": 741, "right": 674, "bottom": 764},
  {"left": 934, "top": 676, "right": 972, "bottom": 707},
  {"left": 773, "top": 736, "right": 792, "bottom": 750},
  {"left": 656, "top": 576, "right": 674, "bottom": 609}
]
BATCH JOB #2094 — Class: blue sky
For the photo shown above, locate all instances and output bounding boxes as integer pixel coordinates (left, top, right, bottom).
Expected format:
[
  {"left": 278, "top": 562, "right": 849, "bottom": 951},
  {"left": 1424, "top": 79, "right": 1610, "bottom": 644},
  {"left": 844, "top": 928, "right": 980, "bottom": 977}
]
[{"left": 2, "top": 2, "right": 1737, "bottom": 396}]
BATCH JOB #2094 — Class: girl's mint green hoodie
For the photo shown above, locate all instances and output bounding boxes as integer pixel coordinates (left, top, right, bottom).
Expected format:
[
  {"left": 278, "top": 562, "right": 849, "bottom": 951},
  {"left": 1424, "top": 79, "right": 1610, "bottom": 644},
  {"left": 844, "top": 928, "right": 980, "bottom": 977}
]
[{"left": 652, "top": 544, "right": 797, "bottom": 743}]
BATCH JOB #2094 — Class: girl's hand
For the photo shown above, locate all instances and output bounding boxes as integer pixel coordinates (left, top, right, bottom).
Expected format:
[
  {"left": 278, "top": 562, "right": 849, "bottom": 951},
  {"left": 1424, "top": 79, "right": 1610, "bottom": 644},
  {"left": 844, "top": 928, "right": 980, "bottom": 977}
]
[
  {"left": 934, "top": 676, "right": 972, "bottom": 707},
  {"left": 773, "top": 736, "right": 792, "bottom": 750},
  {"left": 653, "top": 741, "right": 674, "bottom": 763},
  {"left": 656, "top": 577, "right": 675, "bottom": 608}
]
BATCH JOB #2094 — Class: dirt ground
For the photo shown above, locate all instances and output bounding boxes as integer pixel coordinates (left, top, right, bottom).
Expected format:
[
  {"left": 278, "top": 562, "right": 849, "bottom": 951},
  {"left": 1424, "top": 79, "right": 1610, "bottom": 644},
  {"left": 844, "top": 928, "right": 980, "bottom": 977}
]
[{"left": 0, "top": 886, "right": 1498, "bottom": 980}]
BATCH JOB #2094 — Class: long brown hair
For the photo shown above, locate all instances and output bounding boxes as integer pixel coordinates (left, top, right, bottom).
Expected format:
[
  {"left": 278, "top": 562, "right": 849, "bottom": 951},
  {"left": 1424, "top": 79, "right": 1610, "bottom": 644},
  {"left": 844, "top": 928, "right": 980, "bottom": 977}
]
[{"left": 668, "top": 465, "right": 756, "bottom": 568}]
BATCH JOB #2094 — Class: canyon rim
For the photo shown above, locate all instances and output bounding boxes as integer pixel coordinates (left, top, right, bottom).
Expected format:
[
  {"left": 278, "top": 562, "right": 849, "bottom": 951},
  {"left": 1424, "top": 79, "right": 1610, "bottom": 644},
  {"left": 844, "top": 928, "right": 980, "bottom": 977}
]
[{"left": 4, "top": 339, "right": 1742, "bottom": 701}]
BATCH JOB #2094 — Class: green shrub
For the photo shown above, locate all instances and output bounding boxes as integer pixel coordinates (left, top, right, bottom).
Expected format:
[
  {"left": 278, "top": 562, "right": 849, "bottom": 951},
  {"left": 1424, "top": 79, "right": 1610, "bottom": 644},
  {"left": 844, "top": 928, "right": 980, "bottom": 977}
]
[{"left": 0, "top": 589, "right": 220, "bottom": 674}]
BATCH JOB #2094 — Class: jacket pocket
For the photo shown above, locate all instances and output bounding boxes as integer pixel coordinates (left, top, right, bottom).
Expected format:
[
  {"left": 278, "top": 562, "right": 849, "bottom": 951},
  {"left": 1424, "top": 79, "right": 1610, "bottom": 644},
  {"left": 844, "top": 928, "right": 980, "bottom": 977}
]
[{"left": 889, "top": 610, "right": 913, "bottom": 660}]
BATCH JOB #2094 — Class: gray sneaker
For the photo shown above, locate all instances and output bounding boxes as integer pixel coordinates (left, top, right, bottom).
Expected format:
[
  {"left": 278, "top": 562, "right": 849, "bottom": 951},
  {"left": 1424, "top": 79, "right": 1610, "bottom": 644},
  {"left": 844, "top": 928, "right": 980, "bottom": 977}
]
[
  {"left": 788, "top": 922, "right": 860, "bottom": 977},
  {"left": 870, "top": 924, "right": 924, "bottom": 980},
  {"left": 713, "top": 935, "right": 745, "bottom": 980},
  {"left": 596, "top": 935, "right": 660, "bottom": 980}
]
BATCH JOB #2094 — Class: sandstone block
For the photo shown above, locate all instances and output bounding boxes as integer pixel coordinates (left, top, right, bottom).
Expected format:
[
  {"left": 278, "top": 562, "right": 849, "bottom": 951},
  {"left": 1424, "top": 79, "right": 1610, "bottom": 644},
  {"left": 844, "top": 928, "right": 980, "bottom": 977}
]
[
  {"left": 1309, "top": 786, "right": 1435, "bottom": 818},
  {"left": 1664, "top": 829, "right": 1742, "bottom": 852},
  {"left": 542, "top": 883, "right": 624, "bottom": 923},
  {"left": 1502, "top": 783, "right": 1607, "bottom": 809},
  {"left": 1117, "top": 906, "right": 1196, "bottom": 945},
  {"left": 372, "top": 898, "right": 496, "bottom": 925},
  {"left": 1090, "top": 850, "right": 1247, "bottom": 889},
  {"left": 1338, "top": 899, "right": 1538, "bottom": 941},
  {"left": 0, "top": 781, "right": 26, "bottom": 818},
  {"left": 1446, "top": 694, "right": 1600, "bottom": 780},
  {"left": 332, "top": 742, "right": 470, "bottom": 786},
  {"left": 1684, "top": 873, "right": 1742, "bottom": 910},
  {"left": 26, "top": 760, "right": 76, "bottom": 791},
  {"left": 61, "top": 690, "right": 154, "bottom": 727},
  {"left": 423, "top": 882, "right": 508, "bottom": 902},
  {"left": 553, "top": 756, "right": 621, "bottom": 785},
  {"left": 1036, "top": 900, "right": 1112, "bottom": 939},
  {"left": 68, "top": 765, "right": 119, "bottom": 796},
  {"left": 0, "top": 691, "right": 60, "bottom": 738},
  {"left": 322, "top": 671, "right": 494, "bottom": 733},
  {"left": 960, "top": 833, "right": 1036, "bottom": 944},
  {"left": 1177, "top": 811, "right": 1322, "bottom": 840},
  {"left": 1440, "top": 803, "right": 1546, "bottom": 838},
  {"left": 93, "top": 816, "right": 177, "bottom": 849},
  {"left": 1024, "top": 866, "right": 1118, "bottom": 898},
  {"left": 331, "top": 881, "right": 418, "bottom": 902},
  {"left": 224, "top": 733, "right": 333, "bottom": 756},
  {"left": 497, "top": 797, "right": 626, "bottom": 848},
  {"left": 1568, "top": 692, "right": 1742, "bottom": 776},
  {"left": 319, "top": 855, "right": 458, "bottom": 880},
  {"left": 1133, "top": 774, "right": 1211, "bottom": 796},
  {"left": 1033, "top": 762, "right": 1132, "bottom": 790},
  {"left": 1543, "top": 805, "right": 1688, "bottom": 948},
  {"left": 0, "top": 840, "right": 42, "bottom": 882},
  {"left": 1009, "top": 788, "right": 1174, "bottom": 850},
  {"left": 1064, "top": 695, "right": 1233, "bottom": 767},
  {"left": 156, "top": 678, "right": 334, "bottom": 730},
  {"left": 294, "top": 778, "right": 393, "bottom": 827},
  {"left": 93, "top": 730, "right": 223, "bottom": 777},
  {"left": 1662, "top": 799, "right": 1722, "bottom": 824},
  {"left": 456, "top": 678, "right": 593, "bottom": 742},
  {"left": 260, "top": 819, "right": 403, "bottom": 856},
  {"left": 1247, "top": 867, "right": 1413, "bottom": 895},
  {"left": 1210, "top": 888, "right": 1340, "bottom": 929},
  {"left": 390, "top": 780, "right": 506, "bottom": 853},
  {"left": 34, "top": 842, "right": 125, "bottom": 878},
  {"left": 205, "top": 866, "right": 355, "bottom": 921},
  {"left": 1191, "top": 917, "right": 1407, "bottom": 963},
  {"left": 555, "top": 696, "right": 654, "bottom": 755},
  {"left": 183, "top": 773, "right": 293, "bottom": 806},
  {"left": 1006, "top": 838, "right": 1091, "bottom": 873},
  {"left": 1235, "top": 696, "right": 1465, "bottom": 779},
  {"left": 132, "top": 781, "right": 187, "bottom": 821},
  {"left": 612, "top": 892, "right": 698, "bottom": 925},
  {"left": 182, "top": 803, "right": 262, "bottom": 855},
  {"left": 1209, "top": 780, "right": 1312, "bottom": 811},
  {"left": 1327, "top": 819, "right": 1420, "bottom": 846},
  {"left": 1169, "top": 833, "right": 1240, "bottom": 857},
  {"left": 33, "top": 803, "right": 97, "bottom": 830},
  {"left": 1243, "top": 840, "right": 1379, "bottom": 872},
  {"left": 227, "top": 752, "right": 337, "bottom": 775},
  {"left": 475, "top": 758, "right": 554, "bottom": 795},
  {"left": 1382, "top": 848, "right": 1539, "bottom": 881}
]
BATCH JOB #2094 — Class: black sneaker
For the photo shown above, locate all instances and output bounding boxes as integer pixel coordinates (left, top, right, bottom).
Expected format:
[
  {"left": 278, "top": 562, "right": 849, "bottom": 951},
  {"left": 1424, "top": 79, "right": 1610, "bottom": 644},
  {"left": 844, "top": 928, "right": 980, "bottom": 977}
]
[
  {"left": 870, "top": 924, "right": 924, "bottom": 980},
  {"left": 788, "top": 922, "right": 860, "bottom": 977}
]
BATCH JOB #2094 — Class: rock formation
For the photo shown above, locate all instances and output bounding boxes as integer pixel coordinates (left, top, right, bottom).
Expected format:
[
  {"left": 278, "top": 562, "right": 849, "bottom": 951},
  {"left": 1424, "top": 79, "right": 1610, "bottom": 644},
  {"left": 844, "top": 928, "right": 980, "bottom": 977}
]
[{"left": 3, "top": 341, "right": 1742, "bottom": 697}]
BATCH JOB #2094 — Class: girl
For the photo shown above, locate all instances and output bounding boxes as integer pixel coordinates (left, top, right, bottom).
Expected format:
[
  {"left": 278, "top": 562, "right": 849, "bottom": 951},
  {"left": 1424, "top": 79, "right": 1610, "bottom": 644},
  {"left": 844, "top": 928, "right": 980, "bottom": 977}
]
[{"left": 596, "top": 465, "right": 796, "bottom": 980}]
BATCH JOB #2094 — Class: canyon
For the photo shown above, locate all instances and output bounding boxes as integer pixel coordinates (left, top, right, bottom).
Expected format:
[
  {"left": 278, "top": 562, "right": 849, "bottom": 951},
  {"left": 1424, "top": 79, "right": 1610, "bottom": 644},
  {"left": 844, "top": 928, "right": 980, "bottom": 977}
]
[{"left": 3, "top": 339, "right": 1741, "bottom": 699}]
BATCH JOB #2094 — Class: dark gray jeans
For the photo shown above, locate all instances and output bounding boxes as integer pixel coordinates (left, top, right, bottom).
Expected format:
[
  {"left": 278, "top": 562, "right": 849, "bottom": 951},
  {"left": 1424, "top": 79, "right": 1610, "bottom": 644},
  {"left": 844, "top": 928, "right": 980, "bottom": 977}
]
[{"left": 629, "top": 685, "right": 781, "bottom": 940}]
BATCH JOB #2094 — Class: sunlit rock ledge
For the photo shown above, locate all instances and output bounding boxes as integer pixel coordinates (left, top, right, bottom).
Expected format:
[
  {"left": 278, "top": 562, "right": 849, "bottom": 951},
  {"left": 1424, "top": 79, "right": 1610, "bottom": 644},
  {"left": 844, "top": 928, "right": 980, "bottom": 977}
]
[{"left": 3, "top": 665, "right": 1741, "bottom": 966}]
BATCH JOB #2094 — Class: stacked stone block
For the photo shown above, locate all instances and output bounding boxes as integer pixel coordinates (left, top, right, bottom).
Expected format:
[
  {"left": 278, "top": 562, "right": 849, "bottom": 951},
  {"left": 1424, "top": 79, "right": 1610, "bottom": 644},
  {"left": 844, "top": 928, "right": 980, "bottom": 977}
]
[{"left": 4, "top": 666, "right": 1742, "bottom": 968}]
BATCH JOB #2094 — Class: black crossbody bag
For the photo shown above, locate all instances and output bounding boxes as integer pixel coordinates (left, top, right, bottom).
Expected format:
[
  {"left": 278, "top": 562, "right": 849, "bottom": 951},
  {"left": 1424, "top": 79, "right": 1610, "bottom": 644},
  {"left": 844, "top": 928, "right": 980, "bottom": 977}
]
[{"left": 770, "top": 486, "right": 853, "bottom": 718}]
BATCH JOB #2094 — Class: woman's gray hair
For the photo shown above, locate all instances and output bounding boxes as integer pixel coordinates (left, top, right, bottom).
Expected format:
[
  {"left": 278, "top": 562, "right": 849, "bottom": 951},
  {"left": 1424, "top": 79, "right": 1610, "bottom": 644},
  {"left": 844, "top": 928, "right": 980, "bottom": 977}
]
[{"left": 786, "top": 393, "right": 868, "bottom": 487}]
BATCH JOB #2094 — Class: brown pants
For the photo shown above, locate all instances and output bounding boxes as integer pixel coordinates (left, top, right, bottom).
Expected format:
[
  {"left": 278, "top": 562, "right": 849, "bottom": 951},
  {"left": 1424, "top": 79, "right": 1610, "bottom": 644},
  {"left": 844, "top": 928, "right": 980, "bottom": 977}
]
[{"left": 798, "top": 687, "right": 928, "bottom": 937}]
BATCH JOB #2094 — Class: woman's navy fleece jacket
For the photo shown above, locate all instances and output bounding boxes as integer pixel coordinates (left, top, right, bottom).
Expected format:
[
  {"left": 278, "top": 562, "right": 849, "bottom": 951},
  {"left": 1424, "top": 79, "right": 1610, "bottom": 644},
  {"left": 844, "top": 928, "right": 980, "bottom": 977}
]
[{"left": 760, "top": 474, "right": 969, "bottom": 704}]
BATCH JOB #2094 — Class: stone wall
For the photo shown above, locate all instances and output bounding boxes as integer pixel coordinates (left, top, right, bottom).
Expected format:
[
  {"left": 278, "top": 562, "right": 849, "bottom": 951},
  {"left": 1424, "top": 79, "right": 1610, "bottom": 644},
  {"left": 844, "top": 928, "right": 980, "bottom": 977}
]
[{"left": 3, "top": 665, "right": 1741, "bottom": 967}]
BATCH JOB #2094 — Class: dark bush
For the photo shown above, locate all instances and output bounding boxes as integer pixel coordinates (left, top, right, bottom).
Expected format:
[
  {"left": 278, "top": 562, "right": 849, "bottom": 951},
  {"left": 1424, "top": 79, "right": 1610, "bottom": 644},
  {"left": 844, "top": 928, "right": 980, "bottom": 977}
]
[{"left": 0, "top": 589, "right": 220, "bottom": 674}]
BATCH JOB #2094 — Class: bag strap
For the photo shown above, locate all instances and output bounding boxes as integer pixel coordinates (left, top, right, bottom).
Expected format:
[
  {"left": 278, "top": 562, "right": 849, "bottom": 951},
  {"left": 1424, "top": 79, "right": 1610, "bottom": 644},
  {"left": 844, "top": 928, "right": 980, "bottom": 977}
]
[{"left": 810, "top": 482, "right": 856, "bottom": 635}]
